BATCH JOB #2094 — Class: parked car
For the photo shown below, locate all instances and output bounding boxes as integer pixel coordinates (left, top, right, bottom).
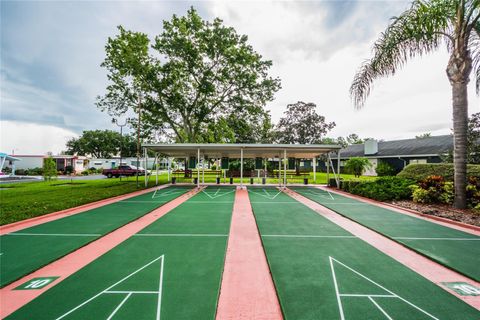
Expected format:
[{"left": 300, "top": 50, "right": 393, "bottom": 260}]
[{"left": 102, "top": 165, "right": 148, "bottom": 178}]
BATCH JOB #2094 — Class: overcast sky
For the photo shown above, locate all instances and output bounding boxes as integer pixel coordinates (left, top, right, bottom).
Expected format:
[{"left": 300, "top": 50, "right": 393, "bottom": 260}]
[{"left": 1, "top": 0, "right": 479, "bottom": 155}]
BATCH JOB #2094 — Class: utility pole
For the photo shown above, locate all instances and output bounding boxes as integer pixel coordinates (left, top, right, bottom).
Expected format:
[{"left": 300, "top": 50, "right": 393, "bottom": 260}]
[
  {"left": 112, "top": 118, "right": 127, "bottom": 181},
  {"left": 136, "top": 94, "right": 142, "bottom": 188}
]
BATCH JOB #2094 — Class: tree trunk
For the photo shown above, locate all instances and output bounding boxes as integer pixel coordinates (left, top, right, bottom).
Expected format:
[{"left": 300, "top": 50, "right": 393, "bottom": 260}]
[{"left": 451, "top": 82, "right": 469, "bottom": 209}]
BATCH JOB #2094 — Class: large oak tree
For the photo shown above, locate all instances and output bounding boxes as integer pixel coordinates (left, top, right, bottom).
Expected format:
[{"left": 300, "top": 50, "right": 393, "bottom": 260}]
[{"left": 97, "top": 8, "right": 280, "bottom": 143}]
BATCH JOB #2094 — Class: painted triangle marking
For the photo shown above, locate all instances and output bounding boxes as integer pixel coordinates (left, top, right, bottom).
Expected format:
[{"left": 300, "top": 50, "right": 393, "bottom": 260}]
[
  {"left": 329, "top": 256, "right": 439, "bottom": 320},
  {"left": 56, "top": 255, "right": 165, "bottom": 320},
  {"left": 248, "top": 188, "right": 282, "bottom": 200},
  {"left": 202, "top": 189, "right": 235, "bottom": 199}
]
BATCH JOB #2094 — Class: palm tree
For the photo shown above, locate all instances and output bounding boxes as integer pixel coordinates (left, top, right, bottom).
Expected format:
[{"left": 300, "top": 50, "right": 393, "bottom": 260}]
[{"left": 350, "top": 0, "right": 479, "bottom": 209}]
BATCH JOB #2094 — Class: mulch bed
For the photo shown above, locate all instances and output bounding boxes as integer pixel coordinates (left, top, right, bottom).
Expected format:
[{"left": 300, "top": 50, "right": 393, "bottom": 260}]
[{"left": 390, "top": 200, "right": 480, "bottom": 227}]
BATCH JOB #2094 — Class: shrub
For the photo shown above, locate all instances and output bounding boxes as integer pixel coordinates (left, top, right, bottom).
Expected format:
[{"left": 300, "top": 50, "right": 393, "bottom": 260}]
[
  {"left": 43, "top": 158, "right": 57, "bottom": 181},
  {"left": 15, "top": 169, "right": 27, "bottom": 176},
  {"left": 344, "top": 157, "right": 372, "bottom": 177},
  {"left": 28, "top": 167, "right": 44, "bottom": 175},
  {"left": 81, "top": 170, "right": 90, "bottom": 176},
  {"left": 64, "top": 165, "right": 74, "bottom": 174},
  {"left": 341, "top": 177, "right": 414, "bottom": 201},
  {"left": 375, "top": 161, "right": 396, "bottom": 176},
  {"left": 411, "top": 175, "right": 453, "bottom": 204},
  {"left": 397, "top": 163, "right": 480, "bottom": 181},
  {"left": 211, "top": 164, "right": 217, "bottom": 170}
]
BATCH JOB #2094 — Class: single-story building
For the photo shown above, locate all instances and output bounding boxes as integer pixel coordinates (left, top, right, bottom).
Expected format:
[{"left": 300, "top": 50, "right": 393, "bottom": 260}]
[
  {"left": 5, "top": 154, "right": 89, "bottom": 174},
  {"left": 335, "top": 135, "right": 453, "bottom": 176},
  {"left": 88, "top": 157, "right": 167, "bottom": 170}
]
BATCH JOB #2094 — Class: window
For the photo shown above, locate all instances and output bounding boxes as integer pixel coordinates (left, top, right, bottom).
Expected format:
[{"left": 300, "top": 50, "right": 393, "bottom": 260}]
[
  {"left": 94, "top": 161, "right": 103, "bottom": 165},
  {"left": 409, "top": 159, "right": 427, "bottom": 164}
]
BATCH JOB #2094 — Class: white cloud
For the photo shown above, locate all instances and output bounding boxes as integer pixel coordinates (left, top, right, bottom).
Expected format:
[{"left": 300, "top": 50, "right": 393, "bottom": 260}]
[{"left": 0, "top": 121, "right": 78, "bottom": 155}]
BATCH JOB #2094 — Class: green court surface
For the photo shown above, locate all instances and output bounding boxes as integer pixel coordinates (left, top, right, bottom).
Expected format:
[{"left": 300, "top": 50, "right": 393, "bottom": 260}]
[
  {"left": 248, "top": 187, "right": 480, "bottom": 320},
  {"left": 291, "top": 187, "right": 480, "bottom": 282},
  {"left": 0, "top": 186, "right": 193, "bottom": 288},
  {"left": 6, "top": 186, "right": 235, "bottom": 320}
]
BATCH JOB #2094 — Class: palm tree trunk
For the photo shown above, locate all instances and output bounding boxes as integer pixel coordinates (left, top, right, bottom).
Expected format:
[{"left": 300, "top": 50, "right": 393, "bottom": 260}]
[{"left": 452, "top": 82, "right": 469, "bottom": 209}]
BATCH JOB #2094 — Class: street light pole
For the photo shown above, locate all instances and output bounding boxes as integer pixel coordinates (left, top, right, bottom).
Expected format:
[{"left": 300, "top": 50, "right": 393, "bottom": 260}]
[
  {"left": 136, "top": 93, "right": 142, "bottom": 188},
  {"left": 112, "top": 118, "right": 127, "bottom": 181}
]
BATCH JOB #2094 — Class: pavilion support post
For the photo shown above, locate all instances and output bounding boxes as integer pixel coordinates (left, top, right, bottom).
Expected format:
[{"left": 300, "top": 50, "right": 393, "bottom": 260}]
[
  {"left": 144, "top": 147, "right": 148, "bottom": 188},
  {"left": 202, "top": 154, "right": 205, "bottom": 185},
  {"left": 168, "top": 157, "right": 172, "bottom": 183},
  {"left": 313, "top": 157, "right": 316, "bottom": 183},
  {"left": 283, "top": 149, "right": 287, "bottom": 188},
  {"left": 264, "top": 158, "right": 267, "bottom": 178},
  {"left": 155, "top": 153, "right": 159, "bottom": 186},
  {"left": 240, "top": 148, "right": 244, "bottom": 189},
  {"left": 337, "top": 151, "right": 341, "bottom": 186},
  {"left": 278, "top": 155, "right": 281, "bottom": 186},
  {"left": 326, "top": 153, "right": 330, "bottom": 185},
  {"left": 197, "top": 148, "right": 200, "bottom": 188}
]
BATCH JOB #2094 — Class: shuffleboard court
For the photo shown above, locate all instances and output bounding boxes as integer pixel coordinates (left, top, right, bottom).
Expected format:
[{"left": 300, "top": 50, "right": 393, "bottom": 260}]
[
  {"left": 290, "top": 187, "right": 480, "bottom": 282},
  {"left": 6, "top": 186, "right": 235, "bottom": 320},
  {"left": 248, "top": 187, "right": 480, "bottom": 319},
  {"left": 0, "top": 186, "right": 193, "bottom": 288}
]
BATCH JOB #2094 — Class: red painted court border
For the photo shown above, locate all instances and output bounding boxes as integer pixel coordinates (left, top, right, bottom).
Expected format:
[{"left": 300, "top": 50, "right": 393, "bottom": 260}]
[
  {"left": 320, "top": 186, "right": 480, "bottom": 235},
  {"left": 1, "top": 185, "right": 165, "bottom": 235},
  {"left": 0, "top": 187, "right": 201, "bottom": 318},
  {"left": 216, "top": 188, "right": 283, "bottom": 320},
  {"left": 284, "top": 188, "right": 480, "bottom": 310}
]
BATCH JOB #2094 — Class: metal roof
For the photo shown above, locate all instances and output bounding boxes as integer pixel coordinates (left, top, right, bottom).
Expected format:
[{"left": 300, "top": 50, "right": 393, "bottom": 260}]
[
  {"left": 340, "top": 135, "right": 453, "bottom": 158},
  {"left": 142, "top": 143, "right": 341, "bottom": 158}
]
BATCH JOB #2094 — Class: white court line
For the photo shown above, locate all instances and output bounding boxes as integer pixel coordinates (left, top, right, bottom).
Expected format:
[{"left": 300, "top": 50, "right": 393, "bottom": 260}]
[
  {"left": 56, "top": 255, "right": 164, "bottom": 320},
  {"left": 393, "top": 237, "right": 480, "bottom": 241},
  {"left": 330, "top": 256, "right": 345, "bottom": 320},
  {"left": 202, "top": 189, "right": 235, "bottom": 199},
  {"left": 263, "top": 235, "right": 356, "bottom": 239},
  {"left": 319, "top": 203, "right": 370, "bottom": 205},
  {"left": 303, "top": 190, "right": 334, "bottom": 200},
  {"left": 330, "top": 257, "right": 439, "bottom": 320},
  {"left": 105, "top": 290, "right": 160, "bottom": 294},
  {"left": 120, "top": 201, "right": 168, "bottom": 203},
  {"left": 152, "top": 189, "right": 184, "bottom": 199},
  {"left": 250, "top": 201, "right": 298, "bottom": 204},
  {"left": 106, "top": 292, "right": 132, "bottom": 320},
  {"left": 340, "top": 294, "right": 395, "bottom": 298},
  {"left": 185, "top": 201, "right": 232, "bottom": 204},
  {"left": 7, "top": 233, "right": 100, "bottom": 237},
  {"left": 368, "top": 296, "right": 394, "bottom": 320},
  {"left": 248, "top": 189, "right": 282, "bottom": 200},
  {"left": 134, "top": 233, "right": 228, "bottom": 237}
]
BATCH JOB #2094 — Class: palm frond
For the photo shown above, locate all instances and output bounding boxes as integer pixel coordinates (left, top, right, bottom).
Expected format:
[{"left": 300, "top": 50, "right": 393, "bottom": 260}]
[
  {"left": 473, "top": 21, "right": 480, "bottom": 94},
  {"left": 350, "top": 0, "right": 454, "bottom": 108}
]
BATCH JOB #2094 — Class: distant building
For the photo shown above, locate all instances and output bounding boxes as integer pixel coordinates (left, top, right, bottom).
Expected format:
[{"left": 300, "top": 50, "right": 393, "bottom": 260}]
[
  {"left": 5, "top": 154, "right": 89, "bottom": 174},
  {"left": 335, "top": 135, "right": 453, "bottom": 176}
]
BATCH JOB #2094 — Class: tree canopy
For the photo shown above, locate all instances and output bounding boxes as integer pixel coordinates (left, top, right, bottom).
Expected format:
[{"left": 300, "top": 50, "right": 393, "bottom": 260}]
[
  {"left": 276, "top": 101, "right": 336, "bottom": 144},
  {"left": 66, "top": 130, "right": 136, "bottom": 158},
  {"left": 97, "top": 7, "right": 281, "bottom": 143}
]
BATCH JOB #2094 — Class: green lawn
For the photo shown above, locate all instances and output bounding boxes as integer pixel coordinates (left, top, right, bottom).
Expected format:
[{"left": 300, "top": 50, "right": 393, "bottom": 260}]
[{"left": 0, "top": 176, "right": 168, "bottom": 225}]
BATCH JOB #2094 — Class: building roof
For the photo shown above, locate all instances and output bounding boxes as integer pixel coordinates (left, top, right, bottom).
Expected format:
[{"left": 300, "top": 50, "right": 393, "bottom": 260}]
[
  {"left": 340, "top": 135, "right": 453, "bottom": 158},
  {"left": 142, "top": 143, "right": 341, "bottom": 158}
]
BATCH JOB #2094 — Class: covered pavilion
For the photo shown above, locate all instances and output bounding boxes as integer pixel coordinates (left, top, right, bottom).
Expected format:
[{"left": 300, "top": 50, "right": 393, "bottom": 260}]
[{"left": 142, "top": 143, "right": 342, "bottom": 188}]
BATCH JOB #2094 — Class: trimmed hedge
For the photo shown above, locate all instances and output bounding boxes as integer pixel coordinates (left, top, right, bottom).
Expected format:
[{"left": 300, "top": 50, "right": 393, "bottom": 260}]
[
  {"left": 397, "top": 163, "right": 480, "bottom": 181},
  {"left": 340, "top": 176, "right": 415, "bottom": 201}
]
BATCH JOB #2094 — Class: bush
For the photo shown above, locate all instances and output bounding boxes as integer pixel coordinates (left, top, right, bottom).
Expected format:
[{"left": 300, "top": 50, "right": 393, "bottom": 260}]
[
  {"left": 211, "top": 164, "right": 217, "bottom": 170},
  {"left": 411, "top": 175, "right": 454, "bottom": 205},
  {"left": 397, "top": 163, "right": 480, "bottom": 181},
  {"left": 15, "top": 169, "right": 27, "bottom": 176},
  {"left": 375, "top": 161, "right": 396, "bottom": 176},
  {"left": 28, "top": 167, "right": 44, "bottom": 175},
  {"left": 43, "top": 157, "right": 57, "bottom": 181},
  {"left": 64, "top": 165, "right": 74, "bottom": 174},
  {"left": 81, "top": 170, "right": 90, "bottom": 176},
  {"left": 340, "top": 177, "right": 415, "bottom": 201}
]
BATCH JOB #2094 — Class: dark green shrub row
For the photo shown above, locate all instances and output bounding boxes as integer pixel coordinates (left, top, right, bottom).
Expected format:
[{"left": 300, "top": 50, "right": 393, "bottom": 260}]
[
  {"left": 340, "top": 177, "right": 415, "bottom": 201},
  {"left": 15, "top": 167, "right": 44, "bottom": 176},
  {"left": 397, "top": 163, "right": 480, "bottom": 181}
]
